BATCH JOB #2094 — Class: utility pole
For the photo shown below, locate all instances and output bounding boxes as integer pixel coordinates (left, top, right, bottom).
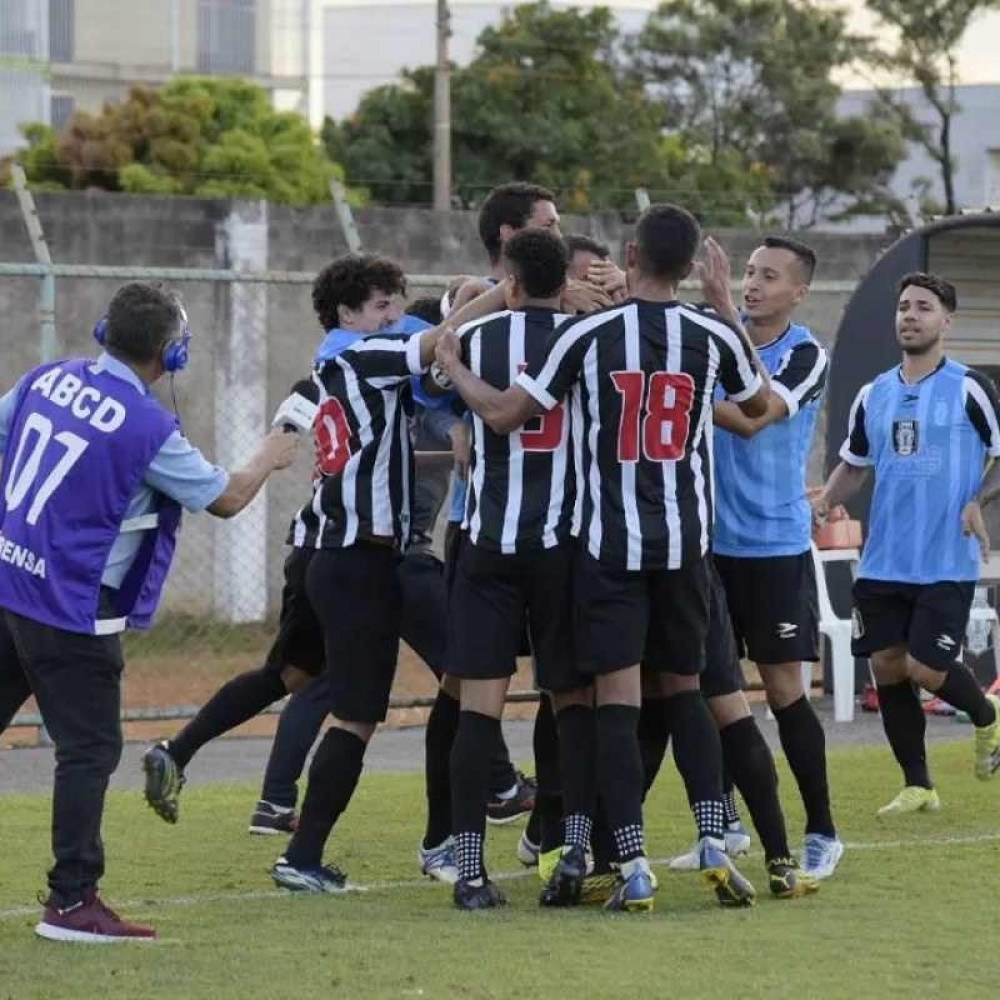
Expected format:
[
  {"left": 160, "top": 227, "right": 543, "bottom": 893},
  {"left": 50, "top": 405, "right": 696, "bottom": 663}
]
[{"left": 433, "top": 0, "right": 452, "bottom": 211}]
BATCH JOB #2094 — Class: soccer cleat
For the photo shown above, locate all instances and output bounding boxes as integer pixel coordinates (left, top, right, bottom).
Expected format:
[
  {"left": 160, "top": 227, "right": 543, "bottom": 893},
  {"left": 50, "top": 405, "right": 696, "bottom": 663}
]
[
  {"left": 453, "top": 878, "right": 507, "bottom": 911},
  {"left": 539, "top": 845, "right": 587, "bottom": 907},
  {"left": 418, "top": 837, "right": 458, "bottom": 885},
  {"left": 579, "top": 871, "right": 620, "bottom": 905},
  {"left": 270, "top": 857, "right": 348, "bottom": 894},
  {"left": 248, "top": 800, "right": 298, "bottom": 835},
  {"left": 669, "top": 821, "right": 752, "bottom": 871},
  {"left": 486, "top": 772, "right": 536, "bottom": 825},
  {"left": 517, "top": 830, "right": 540, "bottom": 868},
  {"left": 877, "top": 785, "right": 941, "bottom": 817},
  {"left": 699, "top": 837, "right": 756, "bottom": 907},
  {"left": 537, "top": 846, "right": 562, "bottom": 884},
  {"left": 974, "top": 694, "right": 1000, "bottom": 780},
  {"left": 604, "top": 860, "right": 655, "bottom": 913},
  {"left": 767, "top": 857, "right": 820, "bottom": 899},
  {"left": 35, "top": 890, "right": 155, "bottom": 943},
  {"left": 725, "top": 820, "right": 751, "bottom": 856},
  {"left": 801, "top": 833, "right": 844, "bottom": 880},
  {"left": 141, "top": 742, "right": 185, "bottom": 824}
]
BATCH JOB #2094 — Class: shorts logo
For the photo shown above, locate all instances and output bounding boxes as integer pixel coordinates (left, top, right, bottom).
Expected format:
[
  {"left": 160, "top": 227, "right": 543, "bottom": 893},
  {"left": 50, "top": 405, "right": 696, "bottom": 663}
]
[
  {"left": 776, "top": 622, "right": 798, "bottom": 639},
  {"left": 851, "top": 608, "right": 864, "bottom": 640},
  {"left": 893, "top": 419, "right": 919, "bottom": 456},
  {"left": 936, "top": 633, "right": 957, "bottom": 651}
]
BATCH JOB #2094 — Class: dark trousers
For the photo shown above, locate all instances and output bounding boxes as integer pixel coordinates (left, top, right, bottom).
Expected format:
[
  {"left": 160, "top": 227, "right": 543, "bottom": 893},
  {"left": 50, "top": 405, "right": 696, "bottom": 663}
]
[
  {"left": 0, "top": 609, "right": 124, "bottom": 904},
  {"left": 261, "top": 552, "right": 516, "bottom": 807}
]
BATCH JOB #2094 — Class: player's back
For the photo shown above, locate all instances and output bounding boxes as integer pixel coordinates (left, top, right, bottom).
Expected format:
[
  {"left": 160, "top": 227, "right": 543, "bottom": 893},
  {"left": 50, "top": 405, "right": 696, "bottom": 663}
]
[
  {"left": 459, "top": 307, "right": 575, "bottom": 553},
  {"left": 539, "top": 298, "right": 759, "bottom": 571}
]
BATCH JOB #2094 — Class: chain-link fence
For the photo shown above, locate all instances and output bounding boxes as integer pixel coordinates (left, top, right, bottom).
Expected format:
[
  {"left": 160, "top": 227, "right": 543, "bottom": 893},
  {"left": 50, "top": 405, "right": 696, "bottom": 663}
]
[{"left": 1, "top": 258, "right": 460, "bottom": 742}]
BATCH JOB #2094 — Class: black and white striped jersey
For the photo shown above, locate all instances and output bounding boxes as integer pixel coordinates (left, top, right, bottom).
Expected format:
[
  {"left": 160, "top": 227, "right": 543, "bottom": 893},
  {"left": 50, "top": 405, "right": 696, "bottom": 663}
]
[
  {"left": 458, "top": 307, "right": 575, "bottom": 553},
  {"left": 517, "top": 298, "right": 762, "bottom": 571},
  {"left": 288, "top": 332, "right": 425, "bottom": 550}
]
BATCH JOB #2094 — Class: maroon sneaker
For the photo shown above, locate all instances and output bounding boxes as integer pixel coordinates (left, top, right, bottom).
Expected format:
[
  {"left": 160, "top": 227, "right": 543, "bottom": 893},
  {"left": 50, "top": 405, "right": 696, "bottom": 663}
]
[{"left": 35, "top": 890, "right": 156, "bottom": 943}]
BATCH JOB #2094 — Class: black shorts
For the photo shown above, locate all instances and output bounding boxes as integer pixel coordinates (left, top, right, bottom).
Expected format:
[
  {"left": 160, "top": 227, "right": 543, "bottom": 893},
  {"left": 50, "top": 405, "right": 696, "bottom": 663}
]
[
  {"left": 576, "top": 548, "right": 710, "bottom": 676},
  {"left": 714, "top": 551, "right": 819, "bottom": 666},
  {"left": 700, "top": 561, "right": 746, "bottom": 699},
  {"left": 263, "top": 548, "right": 325, "bottom": 677},
  {"left": 305, "top": 542, "right": 402, "bottom": 724},
  {"left": 448, "top": 537, "right": 583, "bottom": 693},
  {"left": 851, "top": 578, "right": 975, "bottom": 672}
]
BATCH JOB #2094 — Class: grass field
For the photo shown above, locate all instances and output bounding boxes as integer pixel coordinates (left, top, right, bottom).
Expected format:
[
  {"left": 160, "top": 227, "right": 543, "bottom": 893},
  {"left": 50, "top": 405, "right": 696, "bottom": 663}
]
[{"left": 2, "top": 739, "right": 999, "bottom": 999}]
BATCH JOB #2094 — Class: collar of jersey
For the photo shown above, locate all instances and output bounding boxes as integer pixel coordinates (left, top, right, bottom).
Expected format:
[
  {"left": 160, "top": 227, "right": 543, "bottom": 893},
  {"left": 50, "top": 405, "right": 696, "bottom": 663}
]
[
  {"left": 895, "top": 355, "right": 948, "bottom": 386},
  {"left": 92, "top": 351, "right": 149, "bottom": 396},
  {"left": 316, "top": 328, "right": 363, "bottom": 363},
  {"left": 744, "top": 318, "right": 801, "bottom": 352}
]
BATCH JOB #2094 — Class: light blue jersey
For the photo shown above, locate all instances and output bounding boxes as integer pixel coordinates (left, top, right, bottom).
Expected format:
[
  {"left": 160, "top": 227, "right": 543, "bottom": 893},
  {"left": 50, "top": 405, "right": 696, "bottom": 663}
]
[
  {"left": 841, "top": 358, "right": 1000, "bottom": 583},
  {"left": 713, "top": 323, "right": 828, "bottom": 557}
]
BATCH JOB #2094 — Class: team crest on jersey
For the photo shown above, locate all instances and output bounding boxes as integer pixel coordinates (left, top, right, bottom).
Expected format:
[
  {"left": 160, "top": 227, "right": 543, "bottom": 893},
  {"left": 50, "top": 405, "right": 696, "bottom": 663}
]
[
  {"left": 892, "top": 419, "right": 919, "bottom": 456},
  {"left": 934, "top": 399, "right": 949, "bottom": 426}
]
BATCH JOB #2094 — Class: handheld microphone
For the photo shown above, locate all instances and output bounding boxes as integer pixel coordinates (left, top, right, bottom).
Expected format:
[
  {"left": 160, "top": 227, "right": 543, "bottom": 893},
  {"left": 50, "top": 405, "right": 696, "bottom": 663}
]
[{"left": 272, "top": 379, "right": 321, "bottom": 434}]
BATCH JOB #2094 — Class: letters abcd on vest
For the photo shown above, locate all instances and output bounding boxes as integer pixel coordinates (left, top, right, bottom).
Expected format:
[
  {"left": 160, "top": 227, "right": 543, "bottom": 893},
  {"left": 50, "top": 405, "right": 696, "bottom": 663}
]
[{"left": 31, "top": 366, "right": 128, "bottom": 432}]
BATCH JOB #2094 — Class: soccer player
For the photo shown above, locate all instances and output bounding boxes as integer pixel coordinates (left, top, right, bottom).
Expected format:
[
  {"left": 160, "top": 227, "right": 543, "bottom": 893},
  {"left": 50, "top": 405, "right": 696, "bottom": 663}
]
[
  {"left": 817, "top": 272, "right": 1000, "bottom": 813},
  {"left": 140, "top": 259, "right": 504, "bottom": 877},
  {"left": 436, "top": 203, "right": 769, "bottom": 911},
  {"left": 264, "top": 259, "right": 519, "bottom": 893},
  {"left": 0, "top": 282, "right": 298, "bottom": 941},
  {"left": 446, "top": 184, "right": 612, "bottom": 842},
  {"left": 686, "top": 235, "right": 843, "bottom": 881},
  {"left": 431, "top": 229, "right": 594, "bottom": 910}
]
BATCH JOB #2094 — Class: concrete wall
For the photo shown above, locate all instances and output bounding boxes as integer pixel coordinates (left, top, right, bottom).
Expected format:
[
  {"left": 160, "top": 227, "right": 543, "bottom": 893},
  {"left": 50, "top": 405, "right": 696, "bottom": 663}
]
[{"left": 0, "top": 191, "right": 892, "bottom": 618}]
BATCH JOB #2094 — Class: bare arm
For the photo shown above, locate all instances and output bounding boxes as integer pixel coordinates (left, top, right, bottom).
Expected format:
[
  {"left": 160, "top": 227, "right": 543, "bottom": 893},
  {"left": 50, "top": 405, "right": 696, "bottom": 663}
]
[
  {"left": 812, "top": 461, "right": 869, "bottom": 523},
  {"left": 207, "top": 429, "right": 298, "bottom": 519},
  {"left": 435, "top": 331, "right": 542, "bottom": 435},
  {"left": 713, "top": 394, "right": 788, "bottom": 438}
]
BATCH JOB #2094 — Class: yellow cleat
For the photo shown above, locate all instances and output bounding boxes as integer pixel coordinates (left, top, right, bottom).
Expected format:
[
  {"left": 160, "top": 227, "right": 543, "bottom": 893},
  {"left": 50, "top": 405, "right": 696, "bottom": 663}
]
[
  {"left": 974, "top": 694, "right": 1000, "bottom": 781},
  {"left": 876, "top": 785, "right": 941, "bottom": 817},
  {"left": 537, "top": 847, "right": 562, "bottom": 884}
]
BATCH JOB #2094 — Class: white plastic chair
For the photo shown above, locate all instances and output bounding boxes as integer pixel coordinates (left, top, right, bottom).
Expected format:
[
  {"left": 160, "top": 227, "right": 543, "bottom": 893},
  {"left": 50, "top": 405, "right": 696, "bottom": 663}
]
[
  {"left": 967, "top": 596, "right": 1000, "bottom": 680},
  {"left": 810, "top": 543, "right": 860, "bottom": 723}
]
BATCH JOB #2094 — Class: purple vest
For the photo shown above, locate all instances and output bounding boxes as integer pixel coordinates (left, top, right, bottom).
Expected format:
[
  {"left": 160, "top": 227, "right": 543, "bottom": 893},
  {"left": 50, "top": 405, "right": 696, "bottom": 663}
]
[{"left": 0, "top": 359, "right": 181, "bottom": 635}]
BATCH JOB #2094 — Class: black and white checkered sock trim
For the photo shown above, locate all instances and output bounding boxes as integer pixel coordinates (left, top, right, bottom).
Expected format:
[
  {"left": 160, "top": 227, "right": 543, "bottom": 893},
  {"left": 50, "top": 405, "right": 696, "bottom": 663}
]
[
  {"left": 612, "top": 823, "right": 645, "bottom": 863},
  {"left": 693, "top": 800, "right": 726, "bottom": 840},
  {"left": 454, "top": 831, "right": 483, "bottom": 882},
  {"left": 722, "top": 790, "right": 740, "bottom": 825},
  {"left": 564, "top": 813, "right": 592, "bottom": 851}
]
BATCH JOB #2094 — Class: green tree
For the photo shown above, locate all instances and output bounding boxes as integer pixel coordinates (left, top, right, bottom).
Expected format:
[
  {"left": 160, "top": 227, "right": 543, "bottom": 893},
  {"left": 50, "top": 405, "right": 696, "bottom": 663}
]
[
  {"left": 324, "top": 1, "right": 774, "bottom": 221},
  {"left": 859, "top": 0, "right": 1000, "bottom": 216},
  {"left": 5, "top": 77, "right": 344, "bottom": 204},
  {"left": 631, "top": 0, "right": 907, "bottom": 226}
]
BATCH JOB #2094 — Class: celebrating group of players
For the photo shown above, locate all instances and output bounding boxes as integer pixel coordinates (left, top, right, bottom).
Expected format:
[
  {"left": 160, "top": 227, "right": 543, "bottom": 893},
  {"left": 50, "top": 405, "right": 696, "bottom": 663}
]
[
  {"left": 5, "top": 180, "right": 1000, "bottom": 942},
  {"left": 142, "top": 182, "right": 1000, "bottom": 917}
]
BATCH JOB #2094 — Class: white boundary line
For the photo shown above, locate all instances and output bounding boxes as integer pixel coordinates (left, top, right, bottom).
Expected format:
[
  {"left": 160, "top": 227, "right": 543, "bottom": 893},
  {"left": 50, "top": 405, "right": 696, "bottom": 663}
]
[{"left": 2, "top": 830, "right": 998, "bottom": 922}]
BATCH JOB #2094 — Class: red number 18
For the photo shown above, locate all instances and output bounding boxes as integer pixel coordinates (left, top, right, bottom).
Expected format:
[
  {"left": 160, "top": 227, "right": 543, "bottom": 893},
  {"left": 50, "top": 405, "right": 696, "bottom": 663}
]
[{"left": 610, "top": 370, "right": 695, "bottom": 462}]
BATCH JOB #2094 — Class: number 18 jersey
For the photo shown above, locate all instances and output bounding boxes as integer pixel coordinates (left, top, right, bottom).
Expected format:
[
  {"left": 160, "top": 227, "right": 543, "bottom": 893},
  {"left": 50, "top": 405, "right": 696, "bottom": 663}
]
[
  {"left": 457, "top": 307, "right": 575, "bottom": 553},
  {"left": 518, "top": 299, "right": 761, "bottom": 571}
]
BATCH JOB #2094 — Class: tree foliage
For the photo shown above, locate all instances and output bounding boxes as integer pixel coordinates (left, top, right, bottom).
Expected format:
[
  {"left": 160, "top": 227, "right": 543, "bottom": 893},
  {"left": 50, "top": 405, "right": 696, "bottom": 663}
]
[
  {"left": 5, "top": 77, "right": 343, "bottom": 204},
  {"left": 630, "top": 0, "right": 907, "bottom": 226},
  {"left": 859, "top": 0, "right": 1000, "bottom": 216},
  {"left": 324, "top": 2, "right": 773, "bottom": 222}
]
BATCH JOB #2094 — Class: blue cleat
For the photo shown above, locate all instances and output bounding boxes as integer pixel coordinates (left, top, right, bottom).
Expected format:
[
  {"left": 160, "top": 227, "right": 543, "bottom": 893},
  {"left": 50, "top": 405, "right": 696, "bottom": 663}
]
[
  {"left": 604, "top": 859, "right": 655, "bottom": 913},
  {"left": 699, "top": 837, "right": 756, "bottom": 907},
  {"left": 801, "top": 833, "right": 844, "bottom": 880}
]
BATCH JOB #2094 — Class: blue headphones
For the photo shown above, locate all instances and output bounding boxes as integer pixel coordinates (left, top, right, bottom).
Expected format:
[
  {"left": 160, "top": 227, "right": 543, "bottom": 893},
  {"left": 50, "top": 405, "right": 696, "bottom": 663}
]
[{"left": 93, "top": 313, "right": 192, "bottom": 373}]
